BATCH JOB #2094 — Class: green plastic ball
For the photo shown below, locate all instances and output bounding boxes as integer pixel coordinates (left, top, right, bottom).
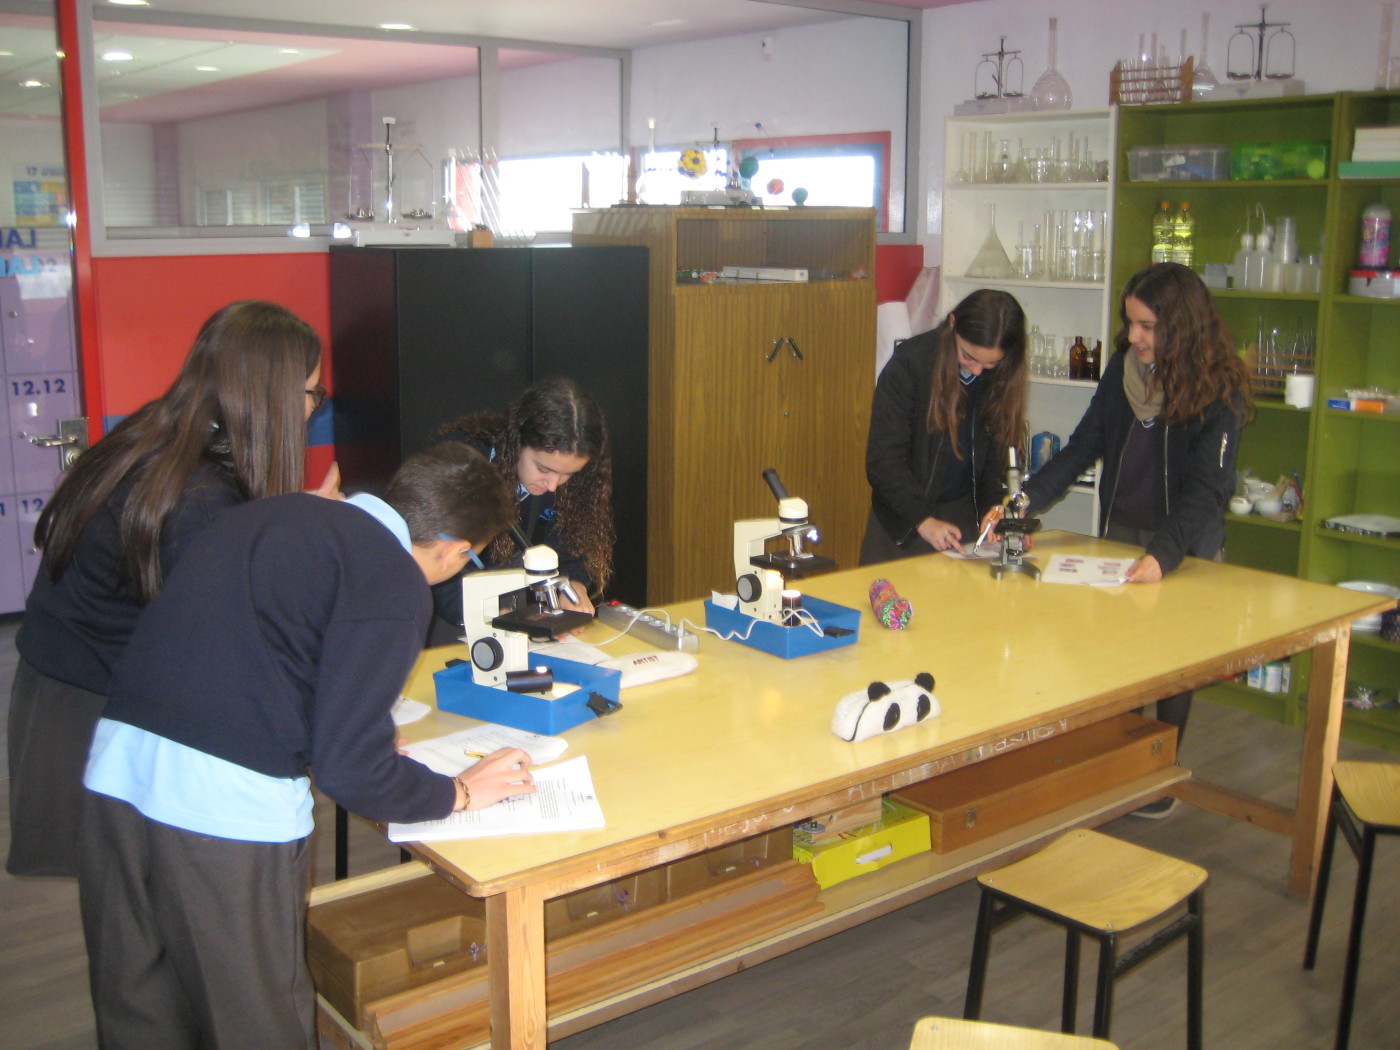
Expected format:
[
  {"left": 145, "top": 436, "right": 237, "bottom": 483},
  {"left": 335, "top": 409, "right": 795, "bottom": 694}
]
[
  {"left": 792, "top": 187, "right": 809, "bottom": 205},
  {"left": 738, "top": 156, "right": 759, "bottom": 179}
]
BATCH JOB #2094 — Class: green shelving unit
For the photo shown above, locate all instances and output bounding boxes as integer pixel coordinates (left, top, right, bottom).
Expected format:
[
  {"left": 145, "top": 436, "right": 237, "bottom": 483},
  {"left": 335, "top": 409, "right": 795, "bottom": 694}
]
[{"left": 1112, "top": 92, "right": 1400, "bottom": 752}]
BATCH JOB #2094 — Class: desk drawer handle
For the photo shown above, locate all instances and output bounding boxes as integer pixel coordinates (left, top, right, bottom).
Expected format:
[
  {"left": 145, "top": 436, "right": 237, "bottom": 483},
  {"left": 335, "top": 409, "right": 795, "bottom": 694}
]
[{"left": 856, "top": 844, "right": 893, "bottom": 866}]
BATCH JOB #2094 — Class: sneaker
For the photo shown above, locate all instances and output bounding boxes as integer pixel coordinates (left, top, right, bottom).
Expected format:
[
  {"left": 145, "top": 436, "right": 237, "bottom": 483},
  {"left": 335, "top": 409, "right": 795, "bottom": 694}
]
[{"left": 1130, "top": 797, "right": 1179, "bottom": 820}]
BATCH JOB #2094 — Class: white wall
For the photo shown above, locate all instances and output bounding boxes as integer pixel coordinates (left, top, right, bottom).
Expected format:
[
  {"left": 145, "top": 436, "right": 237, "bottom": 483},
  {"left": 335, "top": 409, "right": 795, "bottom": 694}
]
[
  {"left": 630, "top": 16, "right": 908, "bottom": 228},
  {"left": 499, "top": 55, "right": 621, "bottom": 157},
  {"left": 919, "top": 0, "right": 1392, "bottom": 260},
  {"left": 100, "top": 122, "right": 157, "bottom": 226}
]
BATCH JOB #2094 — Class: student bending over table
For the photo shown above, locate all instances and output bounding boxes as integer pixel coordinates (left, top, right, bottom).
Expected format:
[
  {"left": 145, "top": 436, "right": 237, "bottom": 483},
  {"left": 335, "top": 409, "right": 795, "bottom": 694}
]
[
  {"left": 861, "top": 288, "right": 1029, "bottom": 561},
  {"left": 78, "top": 443, "right": 535, "bottom": 1050}
]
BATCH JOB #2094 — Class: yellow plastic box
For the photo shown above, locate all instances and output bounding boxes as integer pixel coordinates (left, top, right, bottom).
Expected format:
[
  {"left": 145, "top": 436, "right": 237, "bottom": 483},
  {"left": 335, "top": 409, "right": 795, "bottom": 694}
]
[{"left": 791, "top": 798, "right": 930, "bottom": 890}]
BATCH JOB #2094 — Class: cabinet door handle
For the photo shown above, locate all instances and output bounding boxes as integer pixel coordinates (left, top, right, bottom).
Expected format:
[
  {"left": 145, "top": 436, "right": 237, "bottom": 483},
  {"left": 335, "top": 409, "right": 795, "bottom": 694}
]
[
  {"left": 766, "top": 337, "right": 784, "bottom": 363},
  {"left": 787, "top": 337, "right": 804, "bottom": 360}
]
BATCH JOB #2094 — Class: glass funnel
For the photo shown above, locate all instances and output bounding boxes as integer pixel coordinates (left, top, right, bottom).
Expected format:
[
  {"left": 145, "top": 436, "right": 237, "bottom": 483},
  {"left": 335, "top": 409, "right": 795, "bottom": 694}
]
[{"left": 966, "top": 205, "right": 1014, "bottom": 279}]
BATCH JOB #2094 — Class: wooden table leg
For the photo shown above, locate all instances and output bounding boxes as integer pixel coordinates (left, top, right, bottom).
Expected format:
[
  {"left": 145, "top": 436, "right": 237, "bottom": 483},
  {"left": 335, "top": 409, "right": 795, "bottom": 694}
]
[
  {"left": 1290, "top": 627, "right": 1350, "bottom": 900},
  {"left": 487, "top": 884, "right": 548, "bottom": 1049}
]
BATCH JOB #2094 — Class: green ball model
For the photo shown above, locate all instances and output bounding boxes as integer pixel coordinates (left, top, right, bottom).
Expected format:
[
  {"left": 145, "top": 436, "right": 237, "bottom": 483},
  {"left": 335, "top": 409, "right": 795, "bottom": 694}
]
[
  {"left": 792, "top": 187, "right": 809, "bottom": 205},
  {"left": 738, "top": 156, "right": 759, "bottom": 179}
]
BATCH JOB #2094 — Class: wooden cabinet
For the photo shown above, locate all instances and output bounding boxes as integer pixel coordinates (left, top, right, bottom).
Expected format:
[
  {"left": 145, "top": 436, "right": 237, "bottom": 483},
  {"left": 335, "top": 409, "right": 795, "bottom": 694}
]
[
  {"left": 1113, "top": 92, "right": 1400, "bottom": 752},
  {"left": 940, "top": 108, "right": 1118, "bottom": 536},
  {"left": 573, "top": 207, "right": 876, "bottom": 603}
]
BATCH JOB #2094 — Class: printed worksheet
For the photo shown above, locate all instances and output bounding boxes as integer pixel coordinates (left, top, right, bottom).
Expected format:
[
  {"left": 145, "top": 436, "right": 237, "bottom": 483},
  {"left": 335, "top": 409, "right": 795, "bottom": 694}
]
[
  {"left": 1042, "top": 554, "right": 1133, "bottom": 586},
  {"left": 387, "top": 756, "right": 604, "bottom": 842}
]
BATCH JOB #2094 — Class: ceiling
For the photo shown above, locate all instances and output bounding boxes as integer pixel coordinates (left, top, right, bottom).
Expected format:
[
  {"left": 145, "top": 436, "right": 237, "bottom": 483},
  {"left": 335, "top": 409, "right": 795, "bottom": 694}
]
[{"left": 0, "top": 1, "right": 967, "bottom": 124}]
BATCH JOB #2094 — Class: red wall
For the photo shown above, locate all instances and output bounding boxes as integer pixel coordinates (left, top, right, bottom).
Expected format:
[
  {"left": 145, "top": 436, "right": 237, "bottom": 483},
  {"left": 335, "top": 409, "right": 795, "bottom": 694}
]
[{"left": 90, "top": 252, "right": 335, "bottom": 480}]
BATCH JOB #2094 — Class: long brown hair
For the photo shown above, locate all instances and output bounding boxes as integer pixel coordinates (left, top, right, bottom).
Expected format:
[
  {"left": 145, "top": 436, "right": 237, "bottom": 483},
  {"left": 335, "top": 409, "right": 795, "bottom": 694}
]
[
  {"left": 1116, "top": 263, "right": 1253, "bottom": 425},
  {"left": 925, "top": 288, "right": 1027, "bottom": 456},
  {"left": 35, "top": 300, "right": 320, "bottom": 602},
  {"left": 436, "top": 378, "right": 614, "bottom": 594}
]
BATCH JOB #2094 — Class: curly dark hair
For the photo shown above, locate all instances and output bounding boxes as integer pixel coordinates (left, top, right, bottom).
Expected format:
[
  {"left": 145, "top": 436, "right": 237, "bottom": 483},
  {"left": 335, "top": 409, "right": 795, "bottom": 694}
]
[
  {"left": 435, "top": 378, "right": 614, "bottom": 594},
  {"left": 925, "top": 288, "right": 1028, "bottom": 458},
  {"left": 1117, "top": 263, "right": 1253, "bottom": 426}
]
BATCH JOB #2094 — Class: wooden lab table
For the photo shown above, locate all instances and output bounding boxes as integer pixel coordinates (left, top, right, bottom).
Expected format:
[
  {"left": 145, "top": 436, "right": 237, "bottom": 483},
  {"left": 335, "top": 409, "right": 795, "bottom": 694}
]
[{"left": 384, "top": 532, "right": 1392, "bottom": 1050}]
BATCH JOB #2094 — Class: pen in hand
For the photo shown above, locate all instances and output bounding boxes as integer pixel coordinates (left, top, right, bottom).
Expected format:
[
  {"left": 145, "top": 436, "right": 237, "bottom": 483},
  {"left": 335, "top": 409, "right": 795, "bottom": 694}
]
[{"left": 973, "top": 506, "right": 1002, "bottom": 552}]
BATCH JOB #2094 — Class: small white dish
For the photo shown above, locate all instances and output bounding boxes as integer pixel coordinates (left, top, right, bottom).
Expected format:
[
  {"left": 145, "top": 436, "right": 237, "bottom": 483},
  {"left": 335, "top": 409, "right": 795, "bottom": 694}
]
[
  {"left": 1254, "top": 498, "right": 1284, "bottom": 517},
  {"left": 1228, "top": 496, "right": 1254, "bottom": 516},
  {"left": 1337, "top": 580, "right": 1400, "bottom": 633}
]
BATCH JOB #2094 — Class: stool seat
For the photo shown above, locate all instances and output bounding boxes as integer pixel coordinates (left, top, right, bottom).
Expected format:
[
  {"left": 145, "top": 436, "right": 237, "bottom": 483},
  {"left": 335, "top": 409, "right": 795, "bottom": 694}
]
[
  {"left": 1303, "top": 760, "right": 1400, "bottom": 1050},
  {"left": 1332, "top": 761, "right": 1400, "bottom": 829},
  {"left": 911, "top": 1016, "right": 1118, "bottom": 1048},
  {"left": 978, "top": 830, "right": 1207, "bottom": 932},
  {"left": 965, "top": 829, "right": 1206, "bottom": 1049}
]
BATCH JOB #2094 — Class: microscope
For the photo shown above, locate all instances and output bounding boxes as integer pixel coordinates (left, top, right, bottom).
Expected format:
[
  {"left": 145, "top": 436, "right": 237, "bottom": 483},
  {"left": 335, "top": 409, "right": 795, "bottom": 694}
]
[
  {"left": 733, "top": 469, "right": 836, "bottom": 624},
  {"left": 991, "top": 447, "right": 1041, "bottom": 580},
  {"left": 460, "top": 545, "right": 593, "bottom": 688}
]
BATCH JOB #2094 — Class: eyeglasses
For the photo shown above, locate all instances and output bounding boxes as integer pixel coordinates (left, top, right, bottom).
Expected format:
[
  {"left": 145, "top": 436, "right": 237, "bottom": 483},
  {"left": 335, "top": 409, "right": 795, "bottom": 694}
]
[{"left": 305, "top": 384, "right": 327, "bottom": 410}]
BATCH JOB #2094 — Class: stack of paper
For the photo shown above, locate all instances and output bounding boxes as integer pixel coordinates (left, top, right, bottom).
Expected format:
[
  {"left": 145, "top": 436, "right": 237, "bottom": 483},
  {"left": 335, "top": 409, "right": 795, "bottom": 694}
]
[{"left": 1041, "top": 554, "right": 1132, "bottom": 586}]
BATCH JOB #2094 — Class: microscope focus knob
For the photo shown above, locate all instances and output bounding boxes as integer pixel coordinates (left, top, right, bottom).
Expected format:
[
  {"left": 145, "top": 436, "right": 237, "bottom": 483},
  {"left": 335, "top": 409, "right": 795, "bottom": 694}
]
[
  {"left": 736, "top": 572, "right": 763, "bottom": 604},
  {"left": 471, "top": 636, "right": 505, "bottom": 672}
]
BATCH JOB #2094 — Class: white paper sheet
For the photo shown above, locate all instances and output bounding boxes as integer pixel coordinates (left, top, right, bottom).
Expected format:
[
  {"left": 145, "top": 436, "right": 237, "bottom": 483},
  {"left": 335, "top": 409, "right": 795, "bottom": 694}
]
[
  {"left": 387, "top": 756, "right": 604, "bottom": 842},
  {"left": 1041, "top": 554, "right": 1132, "bottom": 586}
]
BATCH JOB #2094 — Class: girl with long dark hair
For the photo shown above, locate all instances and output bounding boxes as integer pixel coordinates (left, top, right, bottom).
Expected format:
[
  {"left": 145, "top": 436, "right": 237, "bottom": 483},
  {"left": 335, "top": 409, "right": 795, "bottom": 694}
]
[
  {"left": 433, "top": 377, "right": 613, "bottom": 625},
  {"left": 861, "top": 287, "right": 1029, "bottom": 562},
  {"left": 7, "top": 300, "right": 328, "bottom": 877}
]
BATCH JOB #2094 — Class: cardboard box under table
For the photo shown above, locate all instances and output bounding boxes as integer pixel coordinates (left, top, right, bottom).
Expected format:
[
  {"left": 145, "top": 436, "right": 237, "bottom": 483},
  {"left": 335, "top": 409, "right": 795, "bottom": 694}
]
[
  {"left": 892, "top": 712, "right": 1177, "bottom": 853},
  {"left": 792, "top": 798, "right": 931, "bottom": 890}
]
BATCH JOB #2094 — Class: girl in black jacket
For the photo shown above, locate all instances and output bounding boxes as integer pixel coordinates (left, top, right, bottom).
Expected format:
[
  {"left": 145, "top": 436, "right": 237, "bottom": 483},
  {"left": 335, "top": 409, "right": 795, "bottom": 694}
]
[
  {"left": 860, "top": 288, "right": 1028, "bottom": 563},
  {"left": 1012, "top": 263, "right": 1252, "bottom": 790}
]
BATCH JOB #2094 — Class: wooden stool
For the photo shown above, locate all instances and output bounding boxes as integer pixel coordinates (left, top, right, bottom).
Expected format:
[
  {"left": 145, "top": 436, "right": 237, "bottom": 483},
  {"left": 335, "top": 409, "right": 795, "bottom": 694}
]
[
  {"left": 1302, "top": 761, "right": 1400, "bottom": 1050},
  {"left": 911, "top": 1016, "right": 1118, "bottom": 1048},
  {"left": 964, "top": 829, "right": 1207, "bottom": 1049}
]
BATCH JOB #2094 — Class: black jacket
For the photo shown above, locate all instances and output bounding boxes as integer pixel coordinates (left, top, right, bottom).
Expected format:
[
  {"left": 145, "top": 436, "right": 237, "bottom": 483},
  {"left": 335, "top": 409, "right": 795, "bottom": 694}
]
[
  {"left": 1023, "top": 350, "right": 1242, "bottom": 574},
  {"left": 865, "top": 328, "right": 1008, "bottom": 548}
]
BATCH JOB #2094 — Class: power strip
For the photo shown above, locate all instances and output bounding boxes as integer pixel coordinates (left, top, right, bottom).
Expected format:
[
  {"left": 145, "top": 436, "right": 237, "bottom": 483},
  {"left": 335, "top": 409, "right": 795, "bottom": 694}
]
[{"left": 596, "top": 601, "right": 699, "bottom": 652}]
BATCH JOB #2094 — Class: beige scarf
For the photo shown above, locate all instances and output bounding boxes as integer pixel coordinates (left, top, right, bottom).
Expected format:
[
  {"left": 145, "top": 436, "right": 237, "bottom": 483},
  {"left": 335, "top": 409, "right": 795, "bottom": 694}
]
[{"left": 1122, "top": 354, "right": 1164, "bottom": 423}]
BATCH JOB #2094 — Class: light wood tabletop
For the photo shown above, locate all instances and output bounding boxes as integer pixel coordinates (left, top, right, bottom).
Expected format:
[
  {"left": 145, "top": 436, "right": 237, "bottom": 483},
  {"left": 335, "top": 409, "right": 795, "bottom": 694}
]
[{"left": 386, "top": 531, "right": 1390, "bottom": 1049}]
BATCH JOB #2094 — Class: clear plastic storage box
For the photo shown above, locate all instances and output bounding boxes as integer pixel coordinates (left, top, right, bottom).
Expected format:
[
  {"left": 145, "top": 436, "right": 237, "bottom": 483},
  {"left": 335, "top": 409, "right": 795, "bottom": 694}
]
[{"left": 1127, "top": 144, "right": 1229, "bottom": 181}]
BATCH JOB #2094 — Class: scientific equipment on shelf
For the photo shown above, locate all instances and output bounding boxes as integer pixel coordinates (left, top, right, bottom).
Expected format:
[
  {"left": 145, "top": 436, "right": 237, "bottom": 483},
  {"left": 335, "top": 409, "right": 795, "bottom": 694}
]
[
  {"left": 1192, "top": 12, "right": 1220, "bottom": 99},
  {"left": 955, "top": 36, "right": 1033, "bottom": 115},
  {"left": 966, "top": 205, "right": 1015, "bottom": 279},
  {"left": 348, "top": 117, "right": 456, "bottom": 246},
  {"left": 459, "top": 546, "right": 594, "bottom": 688},
  {"left": 1227, "top": 5, "right": 1296, "bottom": 82},
  {"left": 1030, "top": 17, "right": 1072, "bottom": 111},
  {"left": 732, "top": 469, "right": 836, "bottom": 625}
]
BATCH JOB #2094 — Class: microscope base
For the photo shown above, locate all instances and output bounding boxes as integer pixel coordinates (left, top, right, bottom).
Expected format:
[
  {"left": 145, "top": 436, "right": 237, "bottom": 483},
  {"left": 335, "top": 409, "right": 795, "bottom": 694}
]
[{"left": 990, "top": 558, "right": 1042, "bottom": 581}]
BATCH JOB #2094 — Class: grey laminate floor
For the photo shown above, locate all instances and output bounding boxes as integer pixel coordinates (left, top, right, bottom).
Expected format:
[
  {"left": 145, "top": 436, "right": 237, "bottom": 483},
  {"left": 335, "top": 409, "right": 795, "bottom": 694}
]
[{"left": 2, "top": 612, "right": 1397, "bottom": 1049}]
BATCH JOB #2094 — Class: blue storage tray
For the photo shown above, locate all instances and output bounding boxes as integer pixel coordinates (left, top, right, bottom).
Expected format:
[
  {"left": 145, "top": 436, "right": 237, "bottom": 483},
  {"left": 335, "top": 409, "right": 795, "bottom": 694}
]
[
  {"left": 434, "top": 652, "right": 621, "bottom": 735},
  {"left": 703, "top": 595, "right": 860, "bottom": 659}
]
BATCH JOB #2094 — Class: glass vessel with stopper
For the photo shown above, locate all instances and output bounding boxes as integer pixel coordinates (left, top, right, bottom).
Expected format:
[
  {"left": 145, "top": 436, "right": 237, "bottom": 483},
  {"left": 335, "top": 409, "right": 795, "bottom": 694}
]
[{"left": 1031, "top": 17, "right": 1072, "bottom": 110}]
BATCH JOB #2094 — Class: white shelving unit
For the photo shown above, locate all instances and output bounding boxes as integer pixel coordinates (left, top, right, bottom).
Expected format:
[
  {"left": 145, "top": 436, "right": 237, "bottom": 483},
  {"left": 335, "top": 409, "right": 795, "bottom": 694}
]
[{"left": 940, "top": 107, "right": 1117, "bottom": 536}]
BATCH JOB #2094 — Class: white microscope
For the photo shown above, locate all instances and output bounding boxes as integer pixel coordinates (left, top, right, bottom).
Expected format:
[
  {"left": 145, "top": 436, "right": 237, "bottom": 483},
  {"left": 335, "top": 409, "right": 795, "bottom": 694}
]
[
  {"left": 733, "top": 469, "right": 836, "bottom": 624},
  {"left": 460, "top": 545, "right": 592, "bottom": 688}
]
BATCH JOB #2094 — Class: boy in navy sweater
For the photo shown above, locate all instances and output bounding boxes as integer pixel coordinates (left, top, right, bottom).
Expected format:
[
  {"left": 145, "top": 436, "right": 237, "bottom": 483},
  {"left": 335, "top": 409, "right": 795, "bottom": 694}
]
[{"left": 78, "top": 443, "right": 533, "bottom": 1050}]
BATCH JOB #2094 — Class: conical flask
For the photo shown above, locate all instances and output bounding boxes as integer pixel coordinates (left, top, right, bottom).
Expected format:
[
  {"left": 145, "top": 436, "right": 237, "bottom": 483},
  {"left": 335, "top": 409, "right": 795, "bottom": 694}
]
[
  {"left": 1031, "top": 18, "right": 1072, "bottom": 111},
  {"left": 966, "top": 205, "right": 1014, "bottom": 278}
]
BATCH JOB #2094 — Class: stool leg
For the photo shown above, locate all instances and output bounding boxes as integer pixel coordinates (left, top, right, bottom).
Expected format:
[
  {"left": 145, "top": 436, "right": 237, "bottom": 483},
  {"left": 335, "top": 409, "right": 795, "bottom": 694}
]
[
  {"left": 334, "top": 803, "right": 349, "bottom": 881},
  {"left": 1187, "top": 889, "right": 1205, "bottom": 1050},
  {"left": 1304, "top": 785, "right": 1341, "bottom": 970},
  {"left": 965, "top": 889, "right": 997, "bottom": 1020},
  {"left": 1061, "top": 927, "right": 1080, "bottom": 1034},
  {"left": 1091, "top": 932, "right": 1116, "bottom": 1041},
  {"left": 1335, "top": 828, "right": 1377, "bottom": 1050}
]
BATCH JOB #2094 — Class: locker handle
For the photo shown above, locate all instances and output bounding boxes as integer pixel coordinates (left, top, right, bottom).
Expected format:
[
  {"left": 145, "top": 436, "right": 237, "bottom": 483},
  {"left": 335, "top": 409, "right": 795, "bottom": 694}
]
[
  {"left": 766, "top": 337, "right": 784, "bottom": 363},
  {"left": 787, "top": 337, "right": 804, "bottom": 360}
]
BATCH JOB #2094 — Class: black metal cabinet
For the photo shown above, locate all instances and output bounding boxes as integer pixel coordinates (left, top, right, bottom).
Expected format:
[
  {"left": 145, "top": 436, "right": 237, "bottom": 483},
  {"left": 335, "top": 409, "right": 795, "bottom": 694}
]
[{"left": 329, "top": 245, "right": 649, "bottom": 605}]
